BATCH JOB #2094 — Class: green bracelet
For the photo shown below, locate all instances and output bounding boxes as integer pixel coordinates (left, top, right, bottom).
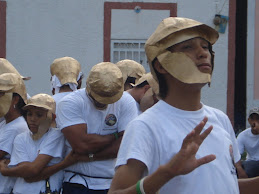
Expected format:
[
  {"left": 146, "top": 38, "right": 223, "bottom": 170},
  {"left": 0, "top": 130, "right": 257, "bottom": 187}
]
[
  {"left": 136, "top": 180, "right": 142, "bottom": 194},
  {"left": 113, "top": 132, "right": 119, "bottom": 140}
]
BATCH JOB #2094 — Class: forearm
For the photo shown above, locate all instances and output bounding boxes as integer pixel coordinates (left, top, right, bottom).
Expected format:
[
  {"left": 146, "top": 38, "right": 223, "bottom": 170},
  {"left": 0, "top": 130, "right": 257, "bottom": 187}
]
[
  {"left": 1, "top": 162, "right": 37, "bottom": 178},
  {"left": 25, "top": 159, "right": 72, "bottom": 182},
  {"left": 239, "top": 176, "right": 259, "bottom": 194},
  {"left": 0, "top": 150, "right": 7, "bottom": 159},
  {"left": 235, "top": 160, "right": 248, "bottom": 178},
  {"left": 93, "top": 136, "right": 122, "bottom": 161},
  {"left": 73, "top": 133, "right": 117, "bottom": 154},
  {"left": 109, "top": 165, "right": 173, "bottom": 194}
]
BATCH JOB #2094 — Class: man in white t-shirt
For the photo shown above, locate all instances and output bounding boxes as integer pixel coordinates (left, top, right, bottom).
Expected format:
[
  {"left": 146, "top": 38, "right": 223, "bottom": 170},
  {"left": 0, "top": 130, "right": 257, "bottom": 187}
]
[
  {"left": 237, "top": 107, "right": 259, "bottom": 178},
  {"left": 56, "top": 62, "right": 138, "bottom": 193},
  {"left": 50, "top": 56, "right": 83, "bottom": 106},
  {"left": 116, "top": 59, "right": 146, "bottom": 91},
  {"left": 109, "top": 17, "right": 258, "bottom": 194},
  {"left": 0, "top": 73, "right": 29, "bottom": 193},
  {"left": 127, "top": 72, "right": 159, "bottom": 114}
]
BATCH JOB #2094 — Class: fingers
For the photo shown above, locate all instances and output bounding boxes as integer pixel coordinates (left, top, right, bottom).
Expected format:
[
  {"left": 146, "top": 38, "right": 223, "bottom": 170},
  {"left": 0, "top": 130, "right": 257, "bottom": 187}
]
[
  {"left": 199, "top": 125, "right": 213, "bottom": 142},
  {"left": 193, "top": 117, "right": 208, "bottom": 136},
  {"left": 196, "top": 154, "right": 216, "bottom": 167},
  {"left": 182, "top": 117, "right": 213, "bottom": 147}
]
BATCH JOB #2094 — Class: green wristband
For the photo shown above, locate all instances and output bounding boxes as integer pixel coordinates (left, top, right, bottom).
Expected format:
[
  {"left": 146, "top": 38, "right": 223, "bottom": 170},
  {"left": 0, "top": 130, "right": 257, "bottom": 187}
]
[
  {"left": 113, "top": 132, "right": 119, "bottom": 140},
  {"left": 136, "top": 180, "right": 142, "bottom": 194}
]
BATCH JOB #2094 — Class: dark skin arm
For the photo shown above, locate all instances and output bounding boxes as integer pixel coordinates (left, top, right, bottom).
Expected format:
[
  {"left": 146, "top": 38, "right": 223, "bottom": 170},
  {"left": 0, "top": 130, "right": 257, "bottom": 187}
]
[
  {"left": 62, "top": 124, "right": 117, "bottom": 154},
  {"left": 0, "top": 150, "right": 7, "bottom": 160},
  {"left": 238, "top": 177, "right": 259, "bottom": 194},
  {"left": 24, "top": 151, "right": 77, "bottom": 183},
  {"left": 24, "top": 131, "right": 123, "bottom": 183},
  {"left": 0, "top": 154, "right": 52, "bottom": 178},
  {"left": 235, "top": 160, "right": 248, "bottom": 178}
]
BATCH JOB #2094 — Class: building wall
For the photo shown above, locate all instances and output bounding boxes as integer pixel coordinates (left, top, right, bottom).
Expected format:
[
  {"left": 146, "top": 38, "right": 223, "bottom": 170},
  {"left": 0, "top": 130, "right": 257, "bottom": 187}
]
[
  {"left": 4, "top": 0, "right": 231, "bottom": 115},
  {"left": 247, "top": 0, "right": 259, "bottom": 126}
]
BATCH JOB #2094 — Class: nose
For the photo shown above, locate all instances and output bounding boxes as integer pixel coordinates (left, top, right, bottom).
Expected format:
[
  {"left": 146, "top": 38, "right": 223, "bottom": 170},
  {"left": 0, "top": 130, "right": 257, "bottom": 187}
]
[
  {"left": 196, "top": 46, "right": 209, "bottom": 59},
  {"left": 29, "top": 114, "right": 37, "bottom": 123}
]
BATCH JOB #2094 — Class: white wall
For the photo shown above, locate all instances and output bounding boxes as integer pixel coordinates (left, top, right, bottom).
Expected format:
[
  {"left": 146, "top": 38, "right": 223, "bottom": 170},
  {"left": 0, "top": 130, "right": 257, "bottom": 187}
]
[
  {"left": 247, "top": 0, "right": 258, "bottom": 127},
  {"left": 5, "top": 0, "right": 230, "bottom": 114}
]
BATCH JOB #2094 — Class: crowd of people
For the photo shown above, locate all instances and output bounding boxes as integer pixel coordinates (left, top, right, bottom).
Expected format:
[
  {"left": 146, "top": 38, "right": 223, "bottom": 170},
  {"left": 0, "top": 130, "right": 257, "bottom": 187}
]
[{"left": 0, "top": 16, "right": 259, "bottom": 194}]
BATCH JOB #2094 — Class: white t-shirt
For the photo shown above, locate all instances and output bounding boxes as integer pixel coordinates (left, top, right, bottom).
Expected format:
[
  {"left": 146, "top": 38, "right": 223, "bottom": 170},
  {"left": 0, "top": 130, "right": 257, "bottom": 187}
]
[
  {"left": 9, "top": 128, "right": 65, "bottom": 194},
  {"left": 0, "top": 117, "right": 4, "bottom": 123},
  {"left": 52, "top": 92, "right": 72, "bottom": 108},
  {"left": 0, "top": 116, "right": 29, "bottom": 193},
  {"left": 237, "top": 128, "right": 259, "bottom": 161},
  {"left": 56, "top": 89, "right": 138, "bottom": 190},
  {"left": 116, "top": 100, "right": 240, "bottom": 194}
]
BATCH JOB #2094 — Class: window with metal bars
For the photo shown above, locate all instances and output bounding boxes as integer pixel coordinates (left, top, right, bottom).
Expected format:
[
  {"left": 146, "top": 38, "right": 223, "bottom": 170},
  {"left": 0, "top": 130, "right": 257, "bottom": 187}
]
[{"left": 110, "top": 40, "right": 150, "bottom": 72}]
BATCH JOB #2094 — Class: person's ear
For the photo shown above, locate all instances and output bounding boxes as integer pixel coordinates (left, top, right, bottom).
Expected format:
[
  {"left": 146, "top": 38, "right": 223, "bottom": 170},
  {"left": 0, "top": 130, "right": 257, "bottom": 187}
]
[
  {"left": 12, "top": 95, "right": 20, "bottom": 106},
  {"left": 77, "top": 78, "right": 82, "bottom": 89},
  {"left": 143, "top": 85, "right": 151, "bottom": 93},
  {"left": 52, "top": 113, "right": 56, "bottom": 122}
]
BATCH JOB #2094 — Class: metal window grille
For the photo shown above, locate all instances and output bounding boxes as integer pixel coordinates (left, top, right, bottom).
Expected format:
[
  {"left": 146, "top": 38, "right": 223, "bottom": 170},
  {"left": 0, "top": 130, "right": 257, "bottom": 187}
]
[{"left": 111, "top": 40, "right": 150, "bottom": 72}]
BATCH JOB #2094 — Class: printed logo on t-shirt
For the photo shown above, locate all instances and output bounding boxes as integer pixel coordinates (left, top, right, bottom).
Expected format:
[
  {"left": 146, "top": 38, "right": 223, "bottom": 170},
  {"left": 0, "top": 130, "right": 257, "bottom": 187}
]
[
  {"left": 105, "top": 114, "right": 117, "bottom": 126},
  {"left": 229, "top": 144, "right": 237, "bottom": 175}
]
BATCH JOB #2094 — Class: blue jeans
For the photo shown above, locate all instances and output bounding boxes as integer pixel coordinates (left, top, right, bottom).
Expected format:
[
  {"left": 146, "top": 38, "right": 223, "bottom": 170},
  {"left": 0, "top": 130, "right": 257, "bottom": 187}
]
[
  {"left": 62, "top": 182, "right": 109, "bottom": 194},
  {"left": 242, "top": 160, "right": 259, "bottom": 178}
]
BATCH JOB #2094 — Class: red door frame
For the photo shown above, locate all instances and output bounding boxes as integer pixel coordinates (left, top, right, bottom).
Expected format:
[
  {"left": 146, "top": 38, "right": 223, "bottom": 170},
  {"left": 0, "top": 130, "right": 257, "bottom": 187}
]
[
  {"left": 0, "top": 1, "right": 6, "bottom": 58},
  {"left": 103, "top": 2, "right": 177, "bottom": 62}
]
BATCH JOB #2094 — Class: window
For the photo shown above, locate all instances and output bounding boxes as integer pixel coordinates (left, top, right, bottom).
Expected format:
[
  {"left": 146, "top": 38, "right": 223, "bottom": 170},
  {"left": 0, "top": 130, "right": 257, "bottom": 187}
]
[{"left": 111, "top": 40, "right": 150, "bottom": 72}]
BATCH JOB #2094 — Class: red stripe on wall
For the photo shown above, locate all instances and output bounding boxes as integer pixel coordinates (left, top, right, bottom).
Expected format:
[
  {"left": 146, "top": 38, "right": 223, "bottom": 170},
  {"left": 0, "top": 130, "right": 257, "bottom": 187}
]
[{"left": 0, "top": 1, "right": 6, "bottom": 58}]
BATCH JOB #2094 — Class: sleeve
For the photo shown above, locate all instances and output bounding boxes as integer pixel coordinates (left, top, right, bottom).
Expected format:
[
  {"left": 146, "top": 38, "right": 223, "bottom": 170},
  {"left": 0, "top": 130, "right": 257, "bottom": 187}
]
[
  {"left": 0, "top": 125, "right": 20, "bottom": 155},
  {"left": 117, "top": 92, "right": 139, "bottom": 132},
  {"left": 39, "top": 128, "right": 65, "bottom": 160},
  {"left": 8, "top": 134, "right": 29, "bottom": 166},
  {"left": 237, "top": 131, "right": 245, "bottom": 155},
  {"left": 56, "top": 94, "right": 86, "bottom": 130},
  {"left": 115, "top": 120, "right": 156, "bottom": 173},
  {"left": 224, "top": 116, "right": 241, "bottom": 163}
]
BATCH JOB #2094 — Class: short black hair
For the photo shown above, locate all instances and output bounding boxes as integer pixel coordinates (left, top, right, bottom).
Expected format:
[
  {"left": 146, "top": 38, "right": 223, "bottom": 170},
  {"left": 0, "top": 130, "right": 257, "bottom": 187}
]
[
  {"left": 152, "top": 59, "right": 168, "bottom": 99},
  {"left": 125, "top": 76, "right": 136, "bottom": 85},
  {"left": 249, "top": 113, "right": 259, "bottom": 120},
  {"left": 13, "top": 93, "right": 26, "bottom": 116},
  {"left": 136, "top": 81, "right": 149, "bottom": 88}
]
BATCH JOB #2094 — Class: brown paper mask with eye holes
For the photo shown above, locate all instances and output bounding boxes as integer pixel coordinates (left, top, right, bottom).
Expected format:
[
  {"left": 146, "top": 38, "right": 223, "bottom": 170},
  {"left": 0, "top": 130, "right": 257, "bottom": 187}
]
[
  {"left": 145, "top": 17, "right": 219, "bottom": 84},
  {"left": 0, "top": 93, "right": 12, "bottom": 117},
  {"left": 157, "top": 51, "right": 211, "bottom": 84},
  {"left": 86, "top": 62, "right": 123, "bottom": 105},
  {"left": 116, "top": 59, "right": 146, "bottom": 84},
  {"left": 50, "top": 57, "right": 81, "bottom": 85},
  {"left": 0, "top": 73, "right": 27, "bottom": 104}
]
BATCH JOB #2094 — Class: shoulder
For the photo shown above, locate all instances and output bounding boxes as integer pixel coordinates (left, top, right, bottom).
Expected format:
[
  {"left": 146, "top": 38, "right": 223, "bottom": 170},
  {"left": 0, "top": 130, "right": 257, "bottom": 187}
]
[
  {"left": 6, "top": 117, "right": 29, "bottom": 132},
  {"left": 52, "top": 92, "right": 70, "bottom": 102},
  {"left": 238, "top": 128, "right": 251, "bottom": 137},
  {"left": 203, "top": 105, "right": 231, "bottom": 123},
  {"left": 203, "top": 105, "right": 227, "bottom": 116},
  {"left": 14, "top": 131, "right": 29, "bottom": 143},
  {"left": 47, "top": 127, "right": 63, "bottom": 137},
  {"left": 117, "top": 91, "right": 136, "bottom": 104},
  {"left": 58, "top": 89, "right": 87, "bottom": 107}
]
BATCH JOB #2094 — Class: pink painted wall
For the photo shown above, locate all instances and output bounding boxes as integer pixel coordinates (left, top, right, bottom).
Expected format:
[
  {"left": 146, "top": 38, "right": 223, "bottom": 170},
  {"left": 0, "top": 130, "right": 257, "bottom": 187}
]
[{"left": 255, "top": 1, "right": 259, "bottom": 99}]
